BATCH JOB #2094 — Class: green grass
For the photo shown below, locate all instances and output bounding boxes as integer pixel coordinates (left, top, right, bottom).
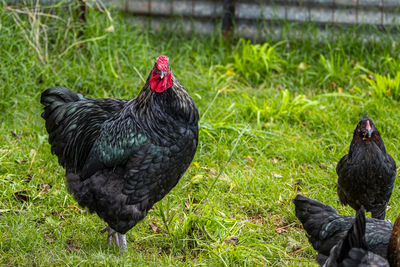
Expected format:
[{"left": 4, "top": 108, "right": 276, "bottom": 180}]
[{"left": 1, "top": 2, "right": 400, "bottom": 266}]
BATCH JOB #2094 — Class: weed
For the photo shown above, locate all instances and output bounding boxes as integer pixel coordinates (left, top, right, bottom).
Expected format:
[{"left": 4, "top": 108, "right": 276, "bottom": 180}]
[
  {"left": 223, "top": 39, "right": 286, "bottom": 86},
  {"left": 240, "top": 90, "right": 319, "bottom": 126},
  {"left": 364, "top": 72, "right": 400, "bottom": 101}
]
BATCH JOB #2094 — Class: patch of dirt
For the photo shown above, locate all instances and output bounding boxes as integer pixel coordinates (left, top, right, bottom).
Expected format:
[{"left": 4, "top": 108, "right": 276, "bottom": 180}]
[
  {"left": 14, "top": 189, "right": 31, "bottom": 202},
  {"left": 244, "top": 214, "right": 266, "bottom": 225},
  {"left": 44, "top": 234, "right": 56, "bottom": 243},
  {"left": 272, "top": 215, "right": 297, "bottom": 234},
  {"left": 65, "top": 240, "right": 81, "bottom": 252},
  {"left": 23, "top": 174, "right": 33, "bottom": 183},
  {"left": 51, "top": 211, "right": 65, "bottom": 220},
  {"left": 224, "top": 236, "right": 239, "bottom": 246}
]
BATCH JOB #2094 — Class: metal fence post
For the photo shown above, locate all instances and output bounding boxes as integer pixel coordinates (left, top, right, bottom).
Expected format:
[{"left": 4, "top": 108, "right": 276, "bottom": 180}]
[
  {"left": 222, "top": 0, "right": 235, "bottom": 38},
  {"left": 77, "top": 0, "right": 86, "bottom": 38}
]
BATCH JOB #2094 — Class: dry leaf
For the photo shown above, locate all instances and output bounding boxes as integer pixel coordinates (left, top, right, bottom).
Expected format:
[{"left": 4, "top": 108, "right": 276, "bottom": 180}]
[
  {"left": 37, "top": 184, "right": 52, "bottom": 194},
  {"left": 245, "top": 155, "right": 254, "bottom": 164},
  {"left": 275, "top": 227, "right": 288, "bottom": 234},
  {"left": 184, "top": 200, "right": 191, "bottom": 211},
  {"left": 149, "top": 222, "right": 160, "bottom": 233},
  {"left": 65, "top": 205, "right": 82, "bottom": 211}
]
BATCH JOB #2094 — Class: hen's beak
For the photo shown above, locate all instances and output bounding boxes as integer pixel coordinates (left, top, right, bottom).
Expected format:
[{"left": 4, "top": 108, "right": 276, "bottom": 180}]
[
  {"left": 366, "top": 128, "right": 372, "bottom": 138},
  {"left": 366, "top": 121, "right": 372, "bottom": 138},
  {"left": 159, "top": 71, "right": 165, "bottom": 79}
]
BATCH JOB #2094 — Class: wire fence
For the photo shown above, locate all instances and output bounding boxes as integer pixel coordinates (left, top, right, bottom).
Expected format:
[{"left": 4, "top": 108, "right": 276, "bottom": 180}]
[
  {"left": 104, "top": 0, "right": 400, "bottom": 39},
  {"left": 5, "top": 0, "right": 400, "bottom": 39}
]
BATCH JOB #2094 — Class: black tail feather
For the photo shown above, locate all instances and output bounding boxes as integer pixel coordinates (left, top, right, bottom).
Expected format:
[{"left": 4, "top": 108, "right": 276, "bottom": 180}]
[
  {"left": 293, "top": 195, "right": 351, "bottom": 256},
  {"left": 338, "top": 207, "right": 367, "bottom": 263}
]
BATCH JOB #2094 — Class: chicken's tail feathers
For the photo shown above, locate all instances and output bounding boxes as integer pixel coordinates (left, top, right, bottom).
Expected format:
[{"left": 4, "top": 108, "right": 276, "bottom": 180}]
[
  {"left": 293, "top": 194, "right": 343, "bottom": 253},
  {"left": 40, "top": 86, "right": 88, "bottom": 170},
  {"left": 293, "top": 194, "right": 338, "bottom": 230},
  {"left": 41, "top": 86, "right": 81, "bottom": 107},
  {"left": 337, "top": 207, "right": 367, "bottom": 262},
  {"left": 40, "top": 86, "right": 128, "bottom": 173},
  {"left": 40, "top": 86, "right": 83, "bottom": 130}
]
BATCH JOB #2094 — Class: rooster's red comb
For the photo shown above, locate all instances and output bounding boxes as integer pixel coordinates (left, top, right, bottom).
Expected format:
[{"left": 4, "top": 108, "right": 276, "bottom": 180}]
[{"left": 156, "top": 55, "right": 170, "bottom": 71}]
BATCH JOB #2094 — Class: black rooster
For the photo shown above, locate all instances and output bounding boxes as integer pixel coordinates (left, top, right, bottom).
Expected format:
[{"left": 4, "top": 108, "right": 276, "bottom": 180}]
[
  {"left": 323, "top": 207, "right": 389, "bottom": 266},
  {"left": 41, "top": 55, "right": 199, "bottom": 252},
  {"left": 336, "top": 115, "right": 396, "bottom": 219},
  {"left": 293, "top": 195, "right": 393, "bottom": 265}
]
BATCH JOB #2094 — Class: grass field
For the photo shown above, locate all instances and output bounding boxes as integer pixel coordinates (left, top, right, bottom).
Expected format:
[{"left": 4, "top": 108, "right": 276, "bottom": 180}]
[{"left": 1, "top": 2, "right": 400, "bottom": 266}]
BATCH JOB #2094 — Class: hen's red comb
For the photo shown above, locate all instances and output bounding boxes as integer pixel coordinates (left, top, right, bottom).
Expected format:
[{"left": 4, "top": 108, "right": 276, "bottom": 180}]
[{"left": 156, "top": 55, "right": 170, "bottom": 71}]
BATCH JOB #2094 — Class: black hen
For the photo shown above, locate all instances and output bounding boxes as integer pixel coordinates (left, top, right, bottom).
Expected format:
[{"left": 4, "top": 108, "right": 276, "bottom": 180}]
[
  {"left": 293, "top": 195, "right": 393, "bottom": 265},
  {"left": 323, "top": 207, "right": 389, "bottom": 266},
  {"left": 336, "top": 115, "right": 396, "bottom": 219},
  {"left": 41, "top": 55, "right": 199, "bottom": 251}
]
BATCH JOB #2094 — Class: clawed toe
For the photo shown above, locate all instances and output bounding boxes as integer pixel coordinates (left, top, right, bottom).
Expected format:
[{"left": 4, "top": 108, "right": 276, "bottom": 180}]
[{"left": 100, "top": 226, "right": 127, "bottom": 253}]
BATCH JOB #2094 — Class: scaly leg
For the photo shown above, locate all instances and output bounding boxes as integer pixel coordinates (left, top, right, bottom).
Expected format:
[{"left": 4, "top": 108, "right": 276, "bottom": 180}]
[
  {"left": 100, "top": 226, "right": 127, "bottom": 253},
  {"left": 118, "top": 233, "right": 127, "bottom": 253}
]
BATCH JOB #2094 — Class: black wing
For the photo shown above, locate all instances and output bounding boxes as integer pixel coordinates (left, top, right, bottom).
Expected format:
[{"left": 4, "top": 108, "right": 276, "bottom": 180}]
[{"left": 80, "top": 114, "right": 149, "bottom": 179}]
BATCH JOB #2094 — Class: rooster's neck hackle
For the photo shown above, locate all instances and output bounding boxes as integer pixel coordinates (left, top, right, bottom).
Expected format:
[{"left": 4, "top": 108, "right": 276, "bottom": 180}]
[{"left": 131, "top": 73, "right": 198, "bottom": 142}]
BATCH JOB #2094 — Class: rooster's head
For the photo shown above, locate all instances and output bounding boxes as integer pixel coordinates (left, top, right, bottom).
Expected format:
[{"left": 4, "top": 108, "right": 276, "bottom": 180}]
[{"left": 150, "top": 55, "right": 173, "bottom": 93}]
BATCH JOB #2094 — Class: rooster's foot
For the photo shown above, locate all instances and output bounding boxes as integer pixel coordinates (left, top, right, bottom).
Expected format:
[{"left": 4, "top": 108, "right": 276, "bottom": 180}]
[{"left": 100, "top": 226, "right": 127, "bottom": 253}]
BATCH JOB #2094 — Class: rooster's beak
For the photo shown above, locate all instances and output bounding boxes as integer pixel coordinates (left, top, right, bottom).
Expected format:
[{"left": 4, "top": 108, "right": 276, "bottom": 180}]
[{"left": 159, "top": 71, "right": 165, "bottom": 79}]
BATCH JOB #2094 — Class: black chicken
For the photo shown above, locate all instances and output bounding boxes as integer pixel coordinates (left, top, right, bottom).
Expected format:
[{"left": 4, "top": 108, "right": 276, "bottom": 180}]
[
  {"left": 323, "top": 207, "right": 389, "bottom": 266},
  {"left": 388, "top": 211, "right": 400, "bottom": 266},
  {"left": 293, "top": 195, "right": 393, "bottom": 265},
  {"left": 41, "top": 55, "right": 199, "bottom": 252},
  {"left": 336, "top": 115, "right": 396, "bottom": 219}
]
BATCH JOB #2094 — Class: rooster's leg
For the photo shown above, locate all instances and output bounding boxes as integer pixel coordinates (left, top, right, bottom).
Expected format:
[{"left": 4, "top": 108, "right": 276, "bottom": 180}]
[
  {"left": 100, "top": 226, "right": 127, "bottom": 253},
  {"left": 117, "top": 233, "right": 127, "bottom": 253},
  {"left": 100, "top": 226, "right": 116, "bottom": 246}
]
